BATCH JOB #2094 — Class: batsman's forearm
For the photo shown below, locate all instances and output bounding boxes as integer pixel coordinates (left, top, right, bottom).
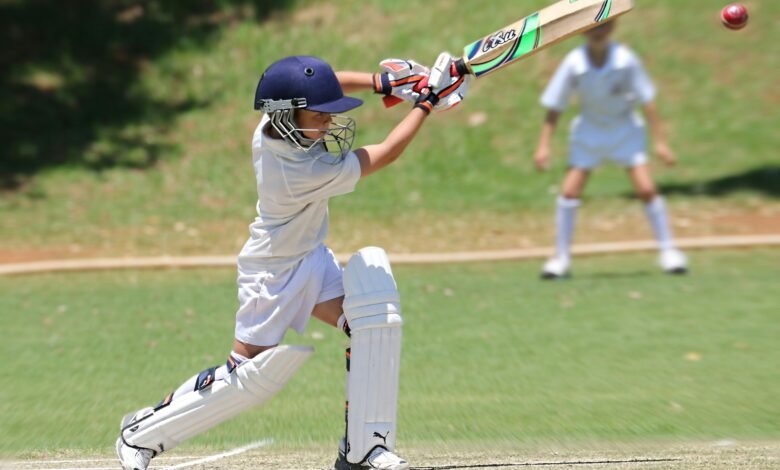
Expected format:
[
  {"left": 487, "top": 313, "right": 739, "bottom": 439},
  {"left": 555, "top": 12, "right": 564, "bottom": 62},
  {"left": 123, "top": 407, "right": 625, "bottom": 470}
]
[
  {"left": 336, "top": 71, "right": 375, "bottom": 93},
  {"left": 356, "top": 108, "right": 428, "bottom": 177}
]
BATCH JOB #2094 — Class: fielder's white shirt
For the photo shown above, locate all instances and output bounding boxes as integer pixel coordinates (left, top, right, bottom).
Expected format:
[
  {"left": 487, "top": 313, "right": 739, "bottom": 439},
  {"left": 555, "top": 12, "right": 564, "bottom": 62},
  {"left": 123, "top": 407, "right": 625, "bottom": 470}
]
[
  {"left": 541, "top": 42, "right": 656, "bottom": 129},
  {"left": 238, "top": 116, "right": 361, "bottom": 274}
]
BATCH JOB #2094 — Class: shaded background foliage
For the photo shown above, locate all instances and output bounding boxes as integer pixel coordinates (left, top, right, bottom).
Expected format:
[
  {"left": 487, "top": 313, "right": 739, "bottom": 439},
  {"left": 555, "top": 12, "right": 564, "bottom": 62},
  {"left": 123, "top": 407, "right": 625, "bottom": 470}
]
[
  {"left": 0, "top": 0, "right": 777, "bottom": 257},
  {"left": 0, "top": 0, "right": 293, "bottom": 189}
]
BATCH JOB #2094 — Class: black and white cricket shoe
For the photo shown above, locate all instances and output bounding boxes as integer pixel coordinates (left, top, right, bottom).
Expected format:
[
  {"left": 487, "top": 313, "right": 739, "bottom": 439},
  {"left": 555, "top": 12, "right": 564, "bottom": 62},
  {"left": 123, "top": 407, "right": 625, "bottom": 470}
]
[
  {"left": 541, "top": 255, "right": 571, "bottom": 280},
  {"left": 659, "top": 248, "right": 688, "bottom": 275},
  {"left": 116, "top": 408, "right": 155, "bottom": 470},
  {"left": 334, "top": 442, "right": 410, "bottom": 470}
]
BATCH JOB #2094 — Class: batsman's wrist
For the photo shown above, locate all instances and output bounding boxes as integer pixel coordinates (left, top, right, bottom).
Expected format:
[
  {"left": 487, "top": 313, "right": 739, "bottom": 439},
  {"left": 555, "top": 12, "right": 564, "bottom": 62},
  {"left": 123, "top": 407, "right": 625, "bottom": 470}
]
[
  {"left": 414, "top": 101, "right": 434, "bottom": 115},
  {"left": 373, "top": 73, "right": 392, "bottom": 95},
  {"left": 414, "top": 91, "right": 439, "bottom": 114}
]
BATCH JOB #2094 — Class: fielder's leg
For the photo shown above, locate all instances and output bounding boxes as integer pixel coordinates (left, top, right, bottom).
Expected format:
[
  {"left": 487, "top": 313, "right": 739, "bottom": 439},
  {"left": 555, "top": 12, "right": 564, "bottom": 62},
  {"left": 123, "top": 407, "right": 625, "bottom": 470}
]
[
  {"left": 629, "top": 164, "right": 687, "bottom": 274},
  {"left": 543, "top": 168, "right": 589, "bottom": 279},
  {"left": 335, "top": 247, "right": 408, "bottom": 470},
  {"left": 116, "top": 345, "right": 312, "bottom": 470}
]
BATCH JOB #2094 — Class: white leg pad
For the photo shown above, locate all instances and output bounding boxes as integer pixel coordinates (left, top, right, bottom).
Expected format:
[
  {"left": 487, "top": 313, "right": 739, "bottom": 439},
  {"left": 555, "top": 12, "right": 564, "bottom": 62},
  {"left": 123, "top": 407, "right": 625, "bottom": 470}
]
[
  {"left": 122, "top": 345, "right": 313, "bottom": 454},
  {"left": 343, "top": 247, "right": 403, "bottom": 463}
]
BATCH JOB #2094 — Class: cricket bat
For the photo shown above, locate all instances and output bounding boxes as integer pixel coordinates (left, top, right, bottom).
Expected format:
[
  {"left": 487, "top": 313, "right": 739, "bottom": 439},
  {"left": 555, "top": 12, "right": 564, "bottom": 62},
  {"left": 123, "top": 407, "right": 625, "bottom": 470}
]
[
  {"left": 448, "top": 0, "right": 635, "bottom": 80},
  {"left": 383, "top": 0, "right": 634, "bottom": 107}
]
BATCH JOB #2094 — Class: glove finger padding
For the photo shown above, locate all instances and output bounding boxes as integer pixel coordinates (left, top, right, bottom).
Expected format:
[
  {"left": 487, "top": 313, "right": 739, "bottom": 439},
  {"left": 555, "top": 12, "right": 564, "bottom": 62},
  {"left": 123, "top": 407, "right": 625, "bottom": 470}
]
[
  {"left": 378, "top": 58, "right": 430, "bottom": 103},
  {"left": 434, "top": 74, "right": 471, "bottom": 111},
  {"left": 428, "top": 52, "right": 471, "bottom": 112}
]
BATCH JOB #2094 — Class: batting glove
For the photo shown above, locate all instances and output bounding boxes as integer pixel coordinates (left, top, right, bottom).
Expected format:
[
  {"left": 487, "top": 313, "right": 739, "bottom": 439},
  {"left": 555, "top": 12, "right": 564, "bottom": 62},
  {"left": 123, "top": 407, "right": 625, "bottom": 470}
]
[
  {"left": 373, "top": 58, "right": 430, "bottom": 107},
  {"left": 427, "top": 52, "right": 471, "bottom": 112},
  {"left": 413, "top": 88, "right": 441, "bottom": 115}
]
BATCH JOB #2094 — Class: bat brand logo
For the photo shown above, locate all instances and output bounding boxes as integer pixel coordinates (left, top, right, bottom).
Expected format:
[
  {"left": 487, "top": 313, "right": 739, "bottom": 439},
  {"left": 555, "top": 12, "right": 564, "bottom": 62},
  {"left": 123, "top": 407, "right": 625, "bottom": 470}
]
[{"left": 482, "top": 29, "right": 517, "bottom": 52}]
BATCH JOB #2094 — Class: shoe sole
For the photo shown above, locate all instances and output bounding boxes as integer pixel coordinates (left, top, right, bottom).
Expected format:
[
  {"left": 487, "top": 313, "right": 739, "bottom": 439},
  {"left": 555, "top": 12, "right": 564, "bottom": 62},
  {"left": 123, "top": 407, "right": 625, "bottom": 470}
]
[
  {"left": 334, "top": 455, "right": 361, "bottom": 470},
  {"left": 665, "top": 267, "right": 688, "bottom": 275},
  {"left": 541, "top": 271, "right": 571, "bottom": 280},
  {"left": 334, "top": 447, "right": 410, "bottom": 470}
]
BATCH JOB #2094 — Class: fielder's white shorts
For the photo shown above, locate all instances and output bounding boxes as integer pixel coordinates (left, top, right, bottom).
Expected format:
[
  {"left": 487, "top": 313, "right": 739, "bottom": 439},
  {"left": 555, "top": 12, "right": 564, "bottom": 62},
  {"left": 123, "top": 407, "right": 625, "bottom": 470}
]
[
  {"left": 568, "top": 115, "right": 648, "bottom": 170},
  {"left": 234, "top": 244, "right": 344, "bottom": 346}
]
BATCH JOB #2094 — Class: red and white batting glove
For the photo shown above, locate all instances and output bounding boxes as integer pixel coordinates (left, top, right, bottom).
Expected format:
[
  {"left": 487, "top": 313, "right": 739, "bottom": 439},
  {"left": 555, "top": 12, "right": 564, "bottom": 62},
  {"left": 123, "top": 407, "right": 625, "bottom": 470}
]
[
  {"left": 427, "top": 52, "right": 471, "bottom": 112},
  {"left": 373, "top": 59, "right": 430, "bottom": 107},
  {"left": 413, "top": 52, "right": 473, "bottom": 115}
]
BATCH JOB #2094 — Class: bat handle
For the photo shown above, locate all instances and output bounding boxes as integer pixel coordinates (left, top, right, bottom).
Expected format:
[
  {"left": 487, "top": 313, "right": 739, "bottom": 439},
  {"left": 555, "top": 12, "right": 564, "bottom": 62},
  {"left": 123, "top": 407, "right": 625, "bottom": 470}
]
[{"left": 450, "top": 58, "right": 471, "bottom": 77}]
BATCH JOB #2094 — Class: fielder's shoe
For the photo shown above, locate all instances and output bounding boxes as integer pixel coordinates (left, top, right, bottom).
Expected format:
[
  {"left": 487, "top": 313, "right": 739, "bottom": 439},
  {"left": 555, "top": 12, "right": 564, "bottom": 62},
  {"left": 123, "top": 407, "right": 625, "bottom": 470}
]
[
  {"left": 659, "top": 248, "right": 688, "bottom": 274},
  {"left": 334, "top": 441, "right": 410, "bottom": 470},
  {"left": 116, "top": 408, "right": 155, "bottom": 470},
  {"left": 541, "top": 256, "right": 571, "bottom": 280}
]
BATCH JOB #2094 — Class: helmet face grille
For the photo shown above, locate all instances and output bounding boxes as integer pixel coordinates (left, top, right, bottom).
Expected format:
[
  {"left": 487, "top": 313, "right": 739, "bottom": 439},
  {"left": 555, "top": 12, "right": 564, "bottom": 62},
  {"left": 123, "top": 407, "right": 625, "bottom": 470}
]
[
  {"left": 317, "top": 115, "right": 356, "bottom": 163},
  {"left": 268, "top": 110, "right": 356, "bottom": 162}
]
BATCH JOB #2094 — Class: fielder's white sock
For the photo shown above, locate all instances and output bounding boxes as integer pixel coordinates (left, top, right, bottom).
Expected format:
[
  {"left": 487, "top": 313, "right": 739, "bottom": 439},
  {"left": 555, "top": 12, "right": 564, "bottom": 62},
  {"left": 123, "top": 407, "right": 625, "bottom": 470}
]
[
  {"left": 644, "top": 196, "right": 675, "bottom": 251},
  {"left": 555, "top": 196, "right": 580, "bottom": 260}
]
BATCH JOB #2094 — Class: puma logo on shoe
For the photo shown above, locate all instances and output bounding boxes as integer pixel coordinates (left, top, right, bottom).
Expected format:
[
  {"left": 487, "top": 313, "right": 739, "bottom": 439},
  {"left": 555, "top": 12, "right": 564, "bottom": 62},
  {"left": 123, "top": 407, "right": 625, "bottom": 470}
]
[{"left": 372, "top": 431, "right": 389, "bottom": 445}]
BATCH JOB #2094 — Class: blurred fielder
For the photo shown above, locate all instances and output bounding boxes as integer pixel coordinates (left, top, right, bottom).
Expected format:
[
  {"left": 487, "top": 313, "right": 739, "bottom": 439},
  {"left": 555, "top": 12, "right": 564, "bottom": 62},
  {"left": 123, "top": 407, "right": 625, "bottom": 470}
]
[
  {"left": 115, "top": 55, "right": 468, "bottom": 470},
  {"left": 533, "top": 21, "right": 687, "bottom": 279}
]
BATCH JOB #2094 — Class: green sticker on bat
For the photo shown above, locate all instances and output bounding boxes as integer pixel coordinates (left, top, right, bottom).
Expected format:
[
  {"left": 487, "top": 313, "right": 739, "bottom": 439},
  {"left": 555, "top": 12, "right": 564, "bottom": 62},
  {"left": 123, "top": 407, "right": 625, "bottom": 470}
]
[{"left": 596, "top": 0, "right": 612, "bottom": 22}]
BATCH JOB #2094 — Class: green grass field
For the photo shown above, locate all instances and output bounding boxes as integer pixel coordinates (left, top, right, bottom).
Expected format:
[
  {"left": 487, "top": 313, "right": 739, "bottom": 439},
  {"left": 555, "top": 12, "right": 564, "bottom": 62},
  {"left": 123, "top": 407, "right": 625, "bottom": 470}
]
[
  {"left": 1, "top": 0, "right": 779, "bottom": 258},
  {"left": 2, "top": 249, "right": 778, "bottom": 457},
  {"left": 2, "top": 2, "right": 779, "bottom": 468}
]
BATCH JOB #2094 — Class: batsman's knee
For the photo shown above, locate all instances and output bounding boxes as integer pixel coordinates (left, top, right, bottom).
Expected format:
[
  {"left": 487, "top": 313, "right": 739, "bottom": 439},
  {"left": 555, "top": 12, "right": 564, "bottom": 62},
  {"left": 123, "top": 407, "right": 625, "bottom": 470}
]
[
  {"left": 342, "top": 247, "right": 403, "bottom": 331},
  {"left": 121, "top": 345, "right": 313, "bottom": 455}
]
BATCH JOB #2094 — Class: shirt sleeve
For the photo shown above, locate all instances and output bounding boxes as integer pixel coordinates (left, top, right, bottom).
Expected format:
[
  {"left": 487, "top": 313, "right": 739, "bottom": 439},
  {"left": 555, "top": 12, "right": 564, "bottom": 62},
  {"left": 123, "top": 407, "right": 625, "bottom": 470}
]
[
  {"left": 630, "top": 56, "right": 656, "bottom": 104},
  {"left": 540, "top": 57, "right": 575, "bottom": 111}
]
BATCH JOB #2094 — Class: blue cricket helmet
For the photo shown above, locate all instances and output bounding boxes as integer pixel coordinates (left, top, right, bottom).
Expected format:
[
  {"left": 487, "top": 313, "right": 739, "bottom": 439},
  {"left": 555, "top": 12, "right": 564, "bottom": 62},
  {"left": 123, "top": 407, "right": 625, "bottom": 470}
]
[{"left": 254, "top": 56, "right": 363, "bottom": 113}]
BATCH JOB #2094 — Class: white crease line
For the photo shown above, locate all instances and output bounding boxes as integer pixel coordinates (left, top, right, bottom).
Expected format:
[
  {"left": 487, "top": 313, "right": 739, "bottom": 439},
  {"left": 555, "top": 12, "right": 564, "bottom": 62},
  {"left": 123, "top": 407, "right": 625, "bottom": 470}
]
[
  {"left": 15, "top": 468, "right": 117, "bottom": 470},
  {"left": 160, "top": 439, "right": 272, "bottom": 470},
  {"left": 4, "top": 441, "right": 270, "bottom": 470}
]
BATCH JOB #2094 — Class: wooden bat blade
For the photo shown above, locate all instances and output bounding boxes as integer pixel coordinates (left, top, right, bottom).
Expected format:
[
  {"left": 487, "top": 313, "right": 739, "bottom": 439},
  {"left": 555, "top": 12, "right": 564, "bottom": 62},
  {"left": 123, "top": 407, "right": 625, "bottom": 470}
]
[{"left": 461, "top": 0, "right": 634, "bottom": 78}]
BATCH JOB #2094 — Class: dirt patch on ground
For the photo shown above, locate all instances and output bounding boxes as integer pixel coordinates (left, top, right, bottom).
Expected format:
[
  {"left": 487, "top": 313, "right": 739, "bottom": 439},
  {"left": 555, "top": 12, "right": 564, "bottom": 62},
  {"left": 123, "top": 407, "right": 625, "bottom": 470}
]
[
  {"left": 8, "top": 441, "right": 777, "bottom": 470},
  {"left": 225, "top": 441, "right": 779, "bottom": 470},
  {"left": 0, "top": 246, "right": 99, "bottom": 264},
  {"left": 1, "top": 205, "right": 779, "bottom": 264},
  {"left": 328, "top": 206, "right": 780, "bottom": 256}
]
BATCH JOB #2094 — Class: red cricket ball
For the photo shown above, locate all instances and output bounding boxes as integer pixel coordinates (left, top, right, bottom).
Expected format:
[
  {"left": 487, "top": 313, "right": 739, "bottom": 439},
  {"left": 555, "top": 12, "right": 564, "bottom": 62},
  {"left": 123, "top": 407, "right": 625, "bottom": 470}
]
[{"left": 721, "top": 3, "right": 749, "bottom": 30}]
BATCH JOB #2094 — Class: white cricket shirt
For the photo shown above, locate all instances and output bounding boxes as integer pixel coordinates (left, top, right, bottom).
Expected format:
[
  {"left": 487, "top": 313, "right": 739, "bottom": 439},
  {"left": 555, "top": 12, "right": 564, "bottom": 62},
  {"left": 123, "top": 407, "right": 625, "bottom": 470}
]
[
  {"left": 541, "top": 42, "right": 656, "bottom": 129},
  {"left": 238, "top": 116, "right": 361, "bottom": 274}
]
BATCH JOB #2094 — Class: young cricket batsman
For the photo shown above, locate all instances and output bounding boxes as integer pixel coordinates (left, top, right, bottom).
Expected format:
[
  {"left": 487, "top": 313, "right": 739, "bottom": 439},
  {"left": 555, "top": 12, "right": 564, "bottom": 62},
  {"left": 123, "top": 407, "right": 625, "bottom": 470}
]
[
  {"left": 115, "top": 55, "right": 469, "bottom": 470},
  {"left": 533, "top": 21, "right": 687, "bottom": 279}
]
